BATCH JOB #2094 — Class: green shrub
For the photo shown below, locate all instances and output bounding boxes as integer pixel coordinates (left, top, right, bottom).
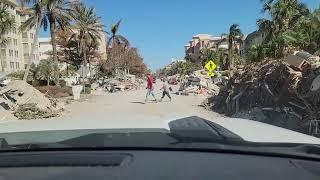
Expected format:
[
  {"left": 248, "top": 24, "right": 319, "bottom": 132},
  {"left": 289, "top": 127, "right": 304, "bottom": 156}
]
[{"left": 7, "top": 71, "right": 24, "bottom": 80}]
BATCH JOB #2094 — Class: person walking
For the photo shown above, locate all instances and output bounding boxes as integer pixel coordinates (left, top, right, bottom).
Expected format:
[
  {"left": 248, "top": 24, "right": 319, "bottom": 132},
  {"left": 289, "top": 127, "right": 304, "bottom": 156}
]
[
  {"left": 145, "top": 73, "right": 157, "bottom": 103},
  {"left": 160, "top": 78, "right": 172, "bottom": 102}
]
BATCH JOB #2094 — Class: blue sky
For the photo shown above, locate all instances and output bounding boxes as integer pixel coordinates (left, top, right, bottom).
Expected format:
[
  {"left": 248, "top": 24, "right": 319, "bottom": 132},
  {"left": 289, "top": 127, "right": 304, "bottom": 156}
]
[{"left": 41, "top": 0, "right": 319, "bottom": 71}]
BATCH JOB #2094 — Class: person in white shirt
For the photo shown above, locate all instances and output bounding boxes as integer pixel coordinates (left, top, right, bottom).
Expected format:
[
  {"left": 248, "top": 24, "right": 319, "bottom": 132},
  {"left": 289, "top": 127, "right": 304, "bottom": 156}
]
[{"left": 160, "top": 78, "right": 172, "bottom": 102}]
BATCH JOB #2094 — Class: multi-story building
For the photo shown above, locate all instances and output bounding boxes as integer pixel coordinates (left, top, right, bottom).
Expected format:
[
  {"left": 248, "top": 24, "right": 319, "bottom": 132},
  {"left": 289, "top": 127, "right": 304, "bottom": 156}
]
[
  {"left": 0, "top": 0, "right": 39, "bottom": 73},
  {"left": 184, "top": 34, "right": 225, "bottom": 57},
  {"left": 184, "top": 34, "right": 243, "bottom": 60}
]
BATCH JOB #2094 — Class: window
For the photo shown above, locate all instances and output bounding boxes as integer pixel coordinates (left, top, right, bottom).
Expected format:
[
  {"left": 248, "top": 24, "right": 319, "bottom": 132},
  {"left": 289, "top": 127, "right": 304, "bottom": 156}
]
[
  {"left": 22, "top": 32, "right": 28, "bottom": 39},
  {"left": 15, "top": 62, "right": 19, "bottom": 69},
  {"left": 1, "top": 49, "right": 6, "bottom": 57},
  {"left": 15, "top": 51, "right": 18, "bottom": 58},
  {"left": 14, "top": 39, "right": 17, "bottom": 46},
  {"left": 1, "top": 60, "right": 7, "bottom": 68},
  {"left": 9, "top": 50, "right": 13, "bottom": 57},
  {"left": 7, "top": 38, "right": 12, "bottom": 45},
  {"left": 23, "top": 43, "right": 29, "bottom": 51},
  {"left": 30, "top": 33, "right": 34, "bottom": 39},
  {"left": 10, "top": 62, "right": 14, "bottom": 69},
  {"left": 24, "top": 64, "right": 27, "bottom": 69}
]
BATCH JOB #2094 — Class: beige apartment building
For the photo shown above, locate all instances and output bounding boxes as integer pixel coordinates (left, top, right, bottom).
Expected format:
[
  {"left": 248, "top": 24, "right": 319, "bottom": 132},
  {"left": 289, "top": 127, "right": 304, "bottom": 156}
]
[
  {"left": 184, "top": 34, "right": 227, "bottom": 57},
  {"left": 0, "top": 0, "right": 39, "bottom": 73},
  {"left": 184, "top": 34, "right": 244, "bottom": 59}
]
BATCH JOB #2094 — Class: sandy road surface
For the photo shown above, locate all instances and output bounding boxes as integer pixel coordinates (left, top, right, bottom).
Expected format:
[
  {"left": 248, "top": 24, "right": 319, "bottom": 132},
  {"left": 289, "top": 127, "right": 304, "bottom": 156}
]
[{"left": 0, "top": 82, "right": 222, "bottom": 132}]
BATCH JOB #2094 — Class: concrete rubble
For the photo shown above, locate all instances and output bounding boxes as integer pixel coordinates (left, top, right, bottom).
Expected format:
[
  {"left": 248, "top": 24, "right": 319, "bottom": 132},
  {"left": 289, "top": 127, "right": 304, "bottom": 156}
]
[
  {"left": 0, "top": 80, "right": 63, "bottom": 120},
  {"left": 175, "top": 70, "right": 220, "bottom": 96},
  {"left": 203, "top": 52, "right": 320, "bottom": 136},
  {"left": 95, "top": 74, "right": 143, "bottom": 93}
]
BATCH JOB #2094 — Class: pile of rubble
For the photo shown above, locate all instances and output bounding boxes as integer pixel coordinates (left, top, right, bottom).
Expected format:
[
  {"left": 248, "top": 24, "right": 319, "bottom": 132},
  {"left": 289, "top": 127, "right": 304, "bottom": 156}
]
[
  {"left": 204, "top": 52, "right": 320, "bottom": 135},
  {"left": 175, "top": 70, "right": 220, "bottom": 96},
  {"left": 0, "top": 80, "right": 63, "bottom": 120},
  {"left": 94, "top": 74, "right": 143, "bottom": 93}
]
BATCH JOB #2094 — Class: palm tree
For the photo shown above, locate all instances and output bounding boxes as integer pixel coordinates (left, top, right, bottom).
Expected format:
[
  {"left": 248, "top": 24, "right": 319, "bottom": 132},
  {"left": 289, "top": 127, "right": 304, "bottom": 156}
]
[
  {"left": 312, "top": 6, "right": 320, "bottom": 29},
  {"left": 0, "top": 5, "right": 15, "bottom": 46},
  {"left": 106, "top": 20, "right": 129, "bottom": 51},
  {"left": 200, "top": 47, "right": 219, "bottom": 66},
  {"left": 70, "top": 3, "right": 104, "bottom": 66},
  {"left": 20, "top": 0, "right": 73, "bottom": 81},
  {"left": 221, "top": 24, "right": 243, "bottom": 72},
  {"left": 106, "top": 20, "right": 130, "bottom": 74},
  {"left": 258, "top": 0, "right": 310, "bottom": 57}
]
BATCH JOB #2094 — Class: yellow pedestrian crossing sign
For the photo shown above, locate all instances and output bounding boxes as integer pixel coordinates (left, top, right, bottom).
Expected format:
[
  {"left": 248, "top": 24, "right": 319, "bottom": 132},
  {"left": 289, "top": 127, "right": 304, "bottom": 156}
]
[
  {"left": 207, "top": 71, "right": 214, "bottom": 77},
  {"left": 205, "top": 60, "right": 217, "bottom": 72}
]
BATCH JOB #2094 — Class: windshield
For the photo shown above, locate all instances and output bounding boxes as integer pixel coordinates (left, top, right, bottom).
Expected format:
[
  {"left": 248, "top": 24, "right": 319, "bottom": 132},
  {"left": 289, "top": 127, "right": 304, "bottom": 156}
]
[{"left": 0, "top": 0, "right": 320, "bottom": 152}]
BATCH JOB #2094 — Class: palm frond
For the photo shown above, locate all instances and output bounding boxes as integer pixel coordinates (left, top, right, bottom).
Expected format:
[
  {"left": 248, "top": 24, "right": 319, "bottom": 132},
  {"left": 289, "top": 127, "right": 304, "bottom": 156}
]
[{"left": 111, "top": 19, "right": 122, "bottom": 36}]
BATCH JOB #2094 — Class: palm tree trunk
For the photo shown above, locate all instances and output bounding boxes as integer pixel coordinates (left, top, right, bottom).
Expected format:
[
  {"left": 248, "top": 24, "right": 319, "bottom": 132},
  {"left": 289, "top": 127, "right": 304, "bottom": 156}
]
[
  {"left": 227, "top": 38, "right": 234, "bottom": 77},
  {"left": 23, "top": 24, "right": 39, "bottom": 81},
  {"left": 49, "top": 19, "right": 59, "bottom": 85},
  {"left": 81, "top": 37, "right": 87, "bottom": 92},
  {"left": 49, "top": 21, "right": 57, "bottom": 62}
]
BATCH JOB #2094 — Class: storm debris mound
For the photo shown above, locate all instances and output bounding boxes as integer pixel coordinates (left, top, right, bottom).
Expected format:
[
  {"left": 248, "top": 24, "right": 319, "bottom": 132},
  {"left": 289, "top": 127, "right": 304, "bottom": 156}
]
[
  {"left": 205, "top": 56, "right": 320, "bottom": 135},
  {"left": 0, "top": 80, "right": 62, "bottom": 119},
  {"left": 13, "top": 103, "right": 59, "bottom": 120}
]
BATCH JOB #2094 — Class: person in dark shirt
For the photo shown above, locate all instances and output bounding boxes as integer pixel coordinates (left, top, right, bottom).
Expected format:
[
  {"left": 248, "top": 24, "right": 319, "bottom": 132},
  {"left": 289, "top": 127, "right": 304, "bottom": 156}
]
[{"left": 145, "top": 73, "right": 158, "bottom": 103}]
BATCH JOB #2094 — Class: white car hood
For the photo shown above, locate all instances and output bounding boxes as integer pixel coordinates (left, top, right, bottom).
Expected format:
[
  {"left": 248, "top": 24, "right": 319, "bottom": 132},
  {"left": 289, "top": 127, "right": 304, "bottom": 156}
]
[{"left": 0, "top": 115, "right": 319, "bottom": 144}]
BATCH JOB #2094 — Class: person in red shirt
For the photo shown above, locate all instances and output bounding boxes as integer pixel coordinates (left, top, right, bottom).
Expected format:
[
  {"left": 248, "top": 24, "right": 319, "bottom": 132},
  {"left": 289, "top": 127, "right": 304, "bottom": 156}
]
[{"left": 145, "top": 73, "right": 158, "bottom": 103}]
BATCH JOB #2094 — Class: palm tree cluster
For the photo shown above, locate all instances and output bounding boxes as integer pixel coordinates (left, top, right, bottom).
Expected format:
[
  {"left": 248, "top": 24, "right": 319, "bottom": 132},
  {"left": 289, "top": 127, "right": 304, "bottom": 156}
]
[
  {"left": 195, "top": 24, "right": 244, "bottom": 73},
  {"left": 254, "top": 0, "right": 320, "bottom": 59},
  {"left": 17, "top": 0, "right": 148, "bottom": 82},
  {"left": 19, "top": 0, "right": 105, "bottom": 81}
]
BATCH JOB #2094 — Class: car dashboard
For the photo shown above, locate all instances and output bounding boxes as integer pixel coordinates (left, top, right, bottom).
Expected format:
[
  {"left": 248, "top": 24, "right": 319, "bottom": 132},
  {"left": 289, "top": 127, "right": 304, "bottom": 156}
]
[{"left": 0, "top": 150, "right": 319, "bottom": 180}]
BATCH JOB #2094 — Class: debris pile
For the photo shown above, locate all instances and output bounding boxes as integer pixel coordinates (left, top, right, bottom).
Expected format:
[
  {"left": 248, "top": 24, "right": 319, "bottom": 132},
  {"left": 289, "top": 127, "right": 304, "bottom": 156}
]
[
  {"left": 0, "top": 80, "right": 62, "bottom": 119},
  {"left": 176, "top": 70, "right": 220, "bottom": 96},
  {"left": 13, "top": 103, "right": 59, "bottom": 120},
  {"left": 96, "top": 74, "right": 142, "bottom": 93},
  {"left": 204, "top": 54, "right": 320, "bottom": 135}
]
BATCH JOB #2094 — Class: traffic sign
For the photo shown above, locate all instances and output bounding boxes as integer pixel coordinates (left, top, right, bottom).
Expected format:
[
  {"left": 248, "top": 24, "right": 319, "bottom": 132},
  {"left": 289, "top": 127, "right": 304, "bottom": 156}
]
[
  {"left": 205, "top": 60, "right": 217, "bottom": 72},
  {"left": 207, "top": 71, "right": 214, "bottom": 77}
]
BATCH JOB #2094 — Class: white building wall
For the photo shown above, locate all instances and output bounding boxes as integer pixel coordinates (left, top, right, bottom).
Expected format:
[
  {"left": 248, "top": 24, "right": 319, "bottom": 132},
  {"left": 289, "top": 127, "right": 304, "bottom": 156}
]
[{"left": 38, "top": 37, "right": 52, "bottom": 61}]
